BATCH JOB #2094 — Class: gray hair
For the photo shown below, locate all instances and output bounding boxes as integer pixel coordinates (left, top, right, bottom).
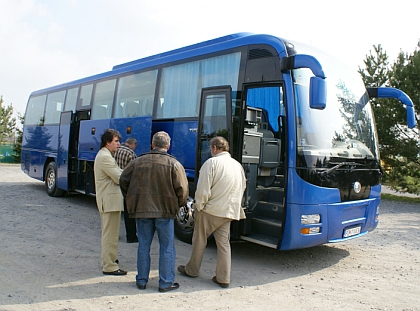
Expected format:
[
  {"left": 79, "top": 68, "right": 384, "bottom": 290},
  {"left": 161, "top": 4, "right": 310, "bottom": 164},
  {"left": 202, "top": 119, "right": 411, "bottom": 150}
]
[
  {"left": 125, "top": 137, "right": 138, "bottom": 146},
  {"left": 152, "top": 131, "right": 171, "bottom": 149},
  {"left": 210, "top": 136, "right": 229, "bottom": 152}
]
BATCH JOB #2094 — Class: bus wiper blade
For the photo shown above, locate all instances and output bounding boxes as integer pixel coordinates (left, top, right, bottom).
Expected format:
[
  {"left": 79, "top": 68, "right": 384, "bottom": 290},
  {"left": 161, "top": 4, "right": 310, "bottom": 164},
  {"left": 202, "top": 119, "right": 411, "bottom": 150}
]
[{"left": 319, "top": 162, "right": 359, "bottom": 177}]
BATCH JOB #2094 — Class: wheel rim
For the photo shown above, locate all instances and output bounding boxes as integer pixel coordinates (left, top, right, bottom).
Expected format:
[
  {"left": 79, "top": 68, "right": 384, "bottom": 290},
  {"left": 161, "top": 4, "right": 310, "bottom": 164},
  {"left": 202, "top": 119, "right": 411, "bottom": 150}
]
[
  {"left": 176, "top": 197, "right": 194, "bottom": 231},
  {"left": 47, "top": 168, "right": 55, "bottom": 191}
]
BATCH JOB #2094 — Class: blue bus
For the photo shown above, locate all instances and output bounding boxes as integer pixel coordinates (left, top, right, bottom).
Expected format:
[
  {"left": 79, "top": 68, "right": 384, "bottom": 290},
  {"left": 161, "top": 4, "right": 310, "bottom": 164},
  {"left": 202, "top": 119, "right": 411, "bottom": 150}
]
[{"left": 21, "top": 33, "right": 416, "bottom": 250}]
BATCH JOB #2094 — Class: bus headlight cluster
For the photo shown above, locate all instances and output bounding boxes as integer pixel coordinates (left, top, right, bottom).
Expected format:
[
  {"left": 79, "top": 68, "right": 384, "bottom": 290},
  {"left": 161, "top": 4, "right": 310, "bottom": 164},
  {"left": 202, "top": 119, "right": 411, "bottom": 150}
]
[
  {"left": 301, "top": 214, "right": 321, "bottom": 235},
  {"left": 301, "top": 214, "right": 321, "bottom": 224}
]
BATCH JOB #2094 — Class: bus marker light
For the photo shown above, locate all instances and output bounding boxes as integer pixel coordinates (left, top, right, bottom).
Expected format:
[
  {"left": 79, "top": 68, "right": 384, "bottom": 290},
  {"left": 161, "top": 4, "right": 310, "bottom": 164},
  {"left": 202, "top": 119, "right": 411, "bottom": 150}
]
[
  {"left": 127, "top": 126, "right": 132, "bottom": 134},
  {"left": 301, "top": 227, "right": 320, "bottom": 235},
  {"left": 301, "top": 214, "right": 321, "bottom": 224},
  {"left": 91, "top": 127, "right": 96, "bottom": 135},
  {"left": 301, "top": 228, "right": 310, "bottom": 234}
]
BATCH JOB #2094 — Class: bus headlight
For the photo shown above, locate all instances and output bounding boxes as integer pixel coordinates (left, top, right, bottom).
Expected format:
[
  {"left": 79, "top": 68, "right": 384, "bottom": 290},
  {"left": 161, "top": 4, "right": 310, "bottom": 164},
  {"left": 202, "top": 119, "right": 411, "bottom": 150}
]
[{"left": 301, "top": 214, "right": 321, "bottom": 224}]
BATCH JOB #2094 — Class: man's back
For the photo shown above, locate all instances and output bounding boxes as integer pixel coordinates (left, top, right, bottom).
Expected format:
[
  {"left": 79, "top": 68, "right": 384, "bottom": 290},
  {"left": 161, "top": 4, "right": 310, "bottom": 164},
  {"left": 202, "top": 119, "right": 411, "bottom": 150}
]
[
  {"left": 195, "top": 151, "right": 246, "bottom": 220},
  {"left": 120, "top": 150, "right": 188, "bottom": 219}
]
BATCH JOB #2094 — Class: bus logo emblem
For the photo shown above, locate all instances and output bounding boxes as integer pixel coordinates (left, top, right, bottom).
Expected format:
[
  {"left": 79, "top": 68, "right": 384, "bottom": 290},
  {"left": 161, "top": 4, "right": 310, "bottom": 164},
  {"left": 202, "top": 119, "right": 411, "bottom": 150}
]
[{"left": 353, "top": 181, "right": 362, "bottom": 194}]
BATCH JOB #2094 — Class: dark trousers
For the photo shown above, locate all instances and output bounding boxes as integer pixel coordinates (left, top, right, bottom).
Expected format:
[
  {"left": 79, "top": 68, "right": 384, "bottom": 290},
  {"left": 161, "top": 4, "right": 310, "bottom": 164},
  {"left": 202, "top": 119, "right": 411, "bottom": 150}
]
[{"left": 123, "top": 199, "right": 137, "bottom": 242}]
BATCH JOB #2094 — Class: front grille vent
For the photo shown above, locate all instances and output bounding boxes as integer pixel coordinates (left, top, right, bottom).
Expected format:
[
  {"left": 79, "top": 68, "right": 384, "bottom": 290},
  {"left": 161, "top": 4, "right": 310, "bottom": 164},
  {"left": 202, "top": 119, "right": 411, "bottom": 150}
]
[{"left": 248, "top": 48, "right": 274, "bottom": 60}]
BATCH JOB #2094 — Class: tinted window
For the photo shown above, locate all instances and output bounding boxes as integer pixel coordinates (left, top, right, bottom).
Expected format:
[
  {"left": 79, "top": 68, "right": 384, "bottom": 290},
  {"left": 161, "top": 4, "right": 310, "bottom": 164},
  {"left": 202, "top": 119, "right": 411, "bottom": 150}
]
[
  {"left": 157, "top": 52, "right": 241, "bottom": 119},
  {"left": 114, "top": 70, "right": 157, "bottom": 118},
  {"left": 25, "top": 95, "right": 46, "bottom": 126},
  {"left": 91, "top": 79, "right": 116, "bottom": 120},
  {"left": 44, "top": 90, "right": 65, "bottom": 125},
  {"left": 78, "top": 84, "right": 93, "bottom": 108},
  {"left": 64, "top": 87, "right": 79, "bottom": 112}
]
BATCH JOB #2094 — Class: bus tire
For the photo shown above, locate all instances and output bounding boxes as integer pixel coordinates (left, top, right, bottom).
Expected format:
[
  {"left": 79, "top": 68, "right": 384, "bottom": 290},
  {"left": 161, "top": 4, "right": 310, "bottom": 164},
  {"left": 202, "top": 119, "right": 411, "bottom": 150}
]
[
  {"left": 45, "top": 162, "right": 65, "bottom": 197},
  {"left": 174, "top": 197, "right": 194, "bottom": 244}
]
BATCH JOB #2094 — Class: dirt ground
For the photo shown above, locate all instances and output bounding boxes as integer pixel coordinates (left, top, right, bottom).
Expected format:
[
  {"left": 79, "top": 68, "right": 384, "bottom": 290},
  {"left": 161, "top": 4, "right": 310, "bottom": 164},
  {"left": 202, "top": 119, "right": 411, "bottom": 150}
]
[{"left": 0, "top": 163, "right": 419, "bottom": 311}]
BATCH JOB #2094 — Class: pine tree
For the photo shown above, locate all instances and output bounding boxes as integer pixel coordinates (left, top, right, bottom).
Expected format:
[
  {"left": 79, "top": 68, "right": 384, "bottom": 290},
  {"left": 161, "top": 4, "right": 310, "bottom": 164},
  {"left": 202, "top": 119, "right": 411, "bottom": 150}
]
[
  {"left": 13, "top": 113, "right": 24, "bottom": 163},
  {"left": 0, "top": 96, "right": 16, "bottom": 144},
  {"left": 359, "top": 44, "right": 420, "bottom": 193}
]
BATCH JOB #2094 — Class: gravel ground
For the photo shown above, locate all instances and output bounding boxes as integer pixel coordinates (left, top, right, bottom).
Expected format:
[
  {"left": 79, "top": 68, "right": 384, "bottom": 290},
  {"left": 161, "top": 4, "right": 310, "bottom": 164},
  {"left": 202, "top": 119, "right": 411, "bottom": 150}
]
[{"left": 0, "top": 163, "right": 419, "bottom": 311}]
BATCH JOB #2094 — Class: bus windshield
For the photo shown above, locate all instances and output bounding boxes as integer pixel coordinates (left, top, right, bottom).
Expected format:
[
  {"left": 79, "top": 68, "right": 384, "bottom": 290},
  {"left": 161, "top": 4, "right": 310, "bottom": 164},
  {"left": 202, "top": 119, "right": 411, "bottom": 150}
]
[{"left": 292, "top": 51, "right": 379, "bottom": 168}]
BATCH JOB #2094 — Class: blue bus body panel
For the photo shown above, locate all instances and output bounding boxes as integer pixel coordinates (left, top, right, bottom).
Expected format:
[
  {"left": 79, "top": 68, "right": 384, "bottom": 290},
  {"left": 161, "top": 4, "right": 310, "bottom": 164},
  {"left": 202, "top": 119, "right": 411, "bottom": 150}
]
[
  {"left": 280, "top": 170, "right": 380, "bottom": 250},
  {"left": 78, "top": 116, "right": 152, "bottom": 161},
  {"left": 28, "top": 33, "right": 288, "bottom": 97},
  {"left": 152, "top": 120, "right": 198, "bottom": 177},
  {"left": 57, "top": 113, "right": 72, "bottom": 190},
  {"left": 21, "top": 125, "right": 59, "bottom": 181}
]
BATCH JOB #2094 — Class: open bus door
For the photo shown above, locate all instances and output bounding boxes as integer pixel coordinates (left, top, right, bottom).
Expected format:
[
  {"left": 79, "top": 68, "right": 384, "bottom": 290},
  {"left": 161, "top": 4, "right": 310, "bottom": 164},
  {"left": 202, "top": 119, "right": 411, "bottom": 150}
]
[
  {"left": 175, "top": 86, "right": 232, "bottom": 244},
  {"left": 195, "top": 86, "right": 233, "bottom": 180},
  {"left": 52, "top": 111, "right": 72, "bottom": 196}
]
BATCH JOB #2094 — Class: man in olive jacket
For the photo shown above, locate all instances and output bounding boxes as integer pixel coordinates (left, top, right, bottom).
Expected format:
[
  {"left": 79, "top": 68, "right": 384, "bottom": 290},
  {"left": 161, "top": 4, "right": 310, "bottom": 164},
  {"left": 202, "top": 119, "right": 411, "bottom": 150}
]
[
  {"left": 120, "top": 131, "right": 188, "bottom": 293},
  {"left": 94, "top": 129, "right": 126, "bottom": 276}
]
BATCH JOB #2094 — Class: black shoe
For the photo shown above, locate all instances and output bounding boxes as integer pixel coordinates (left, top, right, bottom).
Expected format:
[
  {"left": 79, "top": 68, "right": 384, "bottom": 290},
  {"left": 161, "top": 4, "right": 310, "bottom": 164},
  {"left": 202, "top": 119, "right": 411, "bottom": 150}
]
[
  {"left": 136, "top": 283, "right": 146, "bottom": 290},
  {"left": 158, "top": 282, "right": 180, "bottom": 293},
  {"left": 212, "top": 276, "right": 229, "bottom": 288},
  {"left": 127, "top": 237, "right": 138, "bottom": 243},
  {"left": 177, "top": 265, "right": 197, "bottom": 278},
  {"left": 103, "top": 269, "right": 127, "bottom": 276}
]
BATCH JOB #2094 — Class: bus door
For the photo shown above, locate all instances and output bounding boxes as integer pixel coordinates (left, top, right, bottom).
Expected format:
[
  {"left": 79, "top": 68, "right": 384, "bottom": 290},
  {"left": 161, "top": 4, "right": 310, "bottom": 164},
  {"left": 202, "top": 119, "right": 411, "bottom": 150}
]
[
  {"left": 196, "top": 86, "right": 232, "bottom": 181},
  {"left": 239, "top": 85, "right": 285, "bottom": 248},
  {"left": 56, "top": 111, "right": 72, "bottom": 191},
  {"left": 70, "top": 110, "right": 90, "bottom": 193}
]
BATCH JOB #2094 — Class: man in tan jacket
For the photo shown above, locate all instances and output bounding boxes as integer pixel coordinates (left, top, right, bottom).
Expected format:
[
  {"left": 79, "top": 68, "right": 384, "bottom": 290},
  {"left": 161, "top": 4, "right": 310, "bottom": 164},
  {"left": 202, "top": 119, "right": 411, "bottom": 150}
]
[
  {"left": 178, "top": 136, "right": 246, "bottom": 288},
  {"left": 94, "top": 128, "right": 126, "bottom": 275}
]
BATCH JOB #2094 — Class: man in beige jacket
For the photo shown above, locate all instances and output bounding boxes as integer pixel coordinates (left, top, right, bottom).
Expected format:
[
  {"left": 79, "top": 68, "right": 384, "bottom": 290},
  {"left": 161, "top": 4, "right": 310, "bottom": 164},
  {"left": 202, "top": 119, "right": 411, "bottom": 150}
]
[
  {"left": 178, "top": 136, "right": 246, "bottom": 288},
  {"left": 94, "top": 128, "right": 126, "bottom": 275}
]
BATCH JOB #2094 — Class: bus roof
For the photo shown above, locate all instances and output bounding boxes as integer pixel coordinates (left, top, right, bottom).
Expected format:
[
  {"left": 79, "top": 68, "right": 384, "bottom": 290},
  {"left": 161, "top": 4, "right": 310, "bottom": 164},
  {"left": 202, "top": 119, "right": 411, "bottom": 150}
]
[{"left": 30, "top": 32, "right": 286, "bottom": 97}]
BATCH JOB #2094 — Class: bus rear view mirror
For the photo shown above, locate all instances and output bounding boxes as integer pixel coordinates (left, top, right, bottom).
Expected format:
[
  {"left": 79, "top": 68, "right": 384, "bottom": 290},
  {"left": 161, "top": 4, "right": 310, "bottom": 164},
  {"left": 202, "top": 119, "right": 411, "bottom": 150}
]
[
  {"left": 310, "top": 76, "right": 326, "bottom": 110},
  {"left": 406, "top": 105, "right": 416, "bottom": 129},
  {"left": 367, "top": 87, "right": 417, "bottom": 128}
]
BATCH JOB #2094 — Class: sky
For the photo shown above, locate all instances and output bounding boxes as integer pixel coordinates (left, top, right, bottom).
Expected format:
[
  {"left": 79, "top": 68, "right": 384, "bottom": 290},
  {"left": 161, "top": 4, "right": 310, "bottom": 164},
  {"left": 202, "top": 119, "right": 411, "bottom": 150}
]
[{"left": 0, "top": 0, "right": 418, "bottom": 120}]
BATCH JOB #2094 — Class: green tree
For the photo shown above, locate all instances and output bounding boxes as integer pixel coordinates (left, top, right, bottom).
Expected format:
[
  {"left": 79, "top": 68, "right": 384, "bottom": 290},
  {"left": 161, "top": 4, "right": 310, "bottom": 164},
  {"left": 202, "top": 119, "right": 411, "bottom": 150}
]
[
  {"left": 13, "top": 113, "right": 24, "bottom": 163},
  {"left": 0, "top": 96, "right": 16, "bottom": 144},
  {"left": 359, "top": 44, "right": 420, "bottom": 193}
]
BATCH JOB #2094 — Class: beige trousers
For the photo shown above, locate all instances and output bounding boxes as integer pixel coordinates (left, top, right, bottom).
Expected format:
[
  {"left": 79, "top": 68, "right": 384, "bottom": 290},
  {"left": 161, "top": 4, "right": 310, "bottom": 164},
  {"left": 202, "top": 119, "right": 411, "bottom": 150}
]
[
  {"left": 185, "top": 210, "right": 232, "bottom": 283},
  {"left": 100, "top": 211, "right": 121, "bottom": 272}
]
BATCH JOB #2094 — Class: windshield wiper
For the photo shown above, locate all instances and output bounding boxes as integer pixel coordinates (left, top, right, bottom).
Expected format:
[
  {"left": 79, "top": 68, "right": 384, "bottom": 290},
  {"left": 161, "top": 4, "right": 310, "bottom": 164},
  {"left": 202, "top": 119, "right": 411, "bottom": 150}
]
[
  {"left": 318, "top": 159, "right": 383, "bottom": 178},
  {"left": 318, "top": 161, "right": 360, "bottom": 178}
]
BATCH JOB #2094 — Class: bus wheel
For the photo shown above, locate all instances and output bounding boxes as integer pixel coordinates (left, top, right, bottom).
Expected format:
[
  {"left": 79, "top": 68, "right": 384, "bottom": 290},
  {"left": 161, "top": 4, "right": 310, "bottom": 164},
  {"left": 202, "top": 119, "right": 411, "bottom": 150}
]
[
  {"left": 45, "top": 162, "right": 65, "bottom": 197},
  {"left": 175, "top": 197, "right": 194, "bottom": 244}
]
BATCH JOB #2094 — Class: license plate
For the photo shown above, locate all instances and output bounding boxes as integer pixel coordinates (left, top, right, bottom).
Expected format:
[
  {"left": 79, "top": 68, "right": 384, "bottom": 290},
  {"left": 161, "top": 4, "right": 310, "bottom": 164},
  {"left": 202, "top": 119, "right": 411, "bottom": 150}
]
[{"left": 343, "top": 226, "right": 361, "bottom": 238}]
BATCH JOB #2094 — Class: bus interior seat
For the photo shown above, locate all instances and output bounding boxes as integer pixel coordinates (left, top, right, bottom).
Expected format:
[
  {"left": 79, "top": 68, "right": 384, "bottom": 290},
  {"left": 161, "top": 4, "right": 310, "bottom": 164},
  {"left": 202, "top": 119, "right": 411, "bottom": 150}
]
[
  {"left": 126, "top": 101, "right": 140, "bottom": 117},
  {"left": 257, "top": 137, "right": 281, "bottom": 187},
  {"left": 144, "top": 99, "right": 153, "bottom": 116},
  {"left": 92, "top": 105, "right": 109, "bottom": 120},
  {"left": 51, "top": 110, "right": 61, "bottom": 124}
]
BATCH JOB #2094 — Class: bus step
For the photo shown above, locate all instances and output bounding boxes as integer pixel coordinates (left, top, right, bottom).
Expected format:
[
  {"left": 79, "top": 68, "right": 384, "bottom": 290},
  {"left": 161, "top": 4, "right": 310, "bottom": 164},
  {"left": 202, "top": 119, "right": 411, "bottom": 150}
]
[
  {"left": 256, "top": 187, "right": 284, "bottom": 203},
  {"left": 251, "top": 215, "right": 282, "bottom": 238},
  {"left": 255, "top": 201, "right": 283, "bottom": 219},
  {"left": 240, "top": 233, "right": 278, "bottom": 249}
]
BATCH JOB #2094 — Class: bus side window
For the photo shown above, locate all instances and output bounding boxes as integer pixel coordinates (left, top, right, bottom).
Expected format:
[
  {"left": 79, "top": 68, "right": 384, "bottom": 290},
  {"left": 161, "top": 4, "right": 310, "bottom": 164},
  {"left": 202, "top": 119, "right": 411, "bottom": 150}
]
[
  {"left": 115, "top": 70, "right": 158, "bottom": 118},
  {"left": 25, "top": 95, "right": 47, "bottom": 126},
  {"left": 78, "top": 84, "right": 93, "bottom": 108},
  {"left": 91, "top": 79, "right": 116, "bottom": 120},
  {"left": 64, "top": 87, "right": 79, "bottom": 112},
  {"left": 44, "top": 90, "right": 65, "bottom": 125}
]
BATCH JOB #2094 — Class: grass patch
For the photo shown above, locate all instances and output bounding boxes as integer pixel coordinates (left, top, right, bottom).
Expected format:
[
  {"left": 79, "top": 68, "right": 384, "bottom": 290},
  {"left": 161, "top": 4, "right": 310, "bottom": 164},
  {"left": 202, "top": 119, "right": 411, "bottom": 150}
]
[{"left": 381, "top": 193, "right": 420, "bottom": 204}]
